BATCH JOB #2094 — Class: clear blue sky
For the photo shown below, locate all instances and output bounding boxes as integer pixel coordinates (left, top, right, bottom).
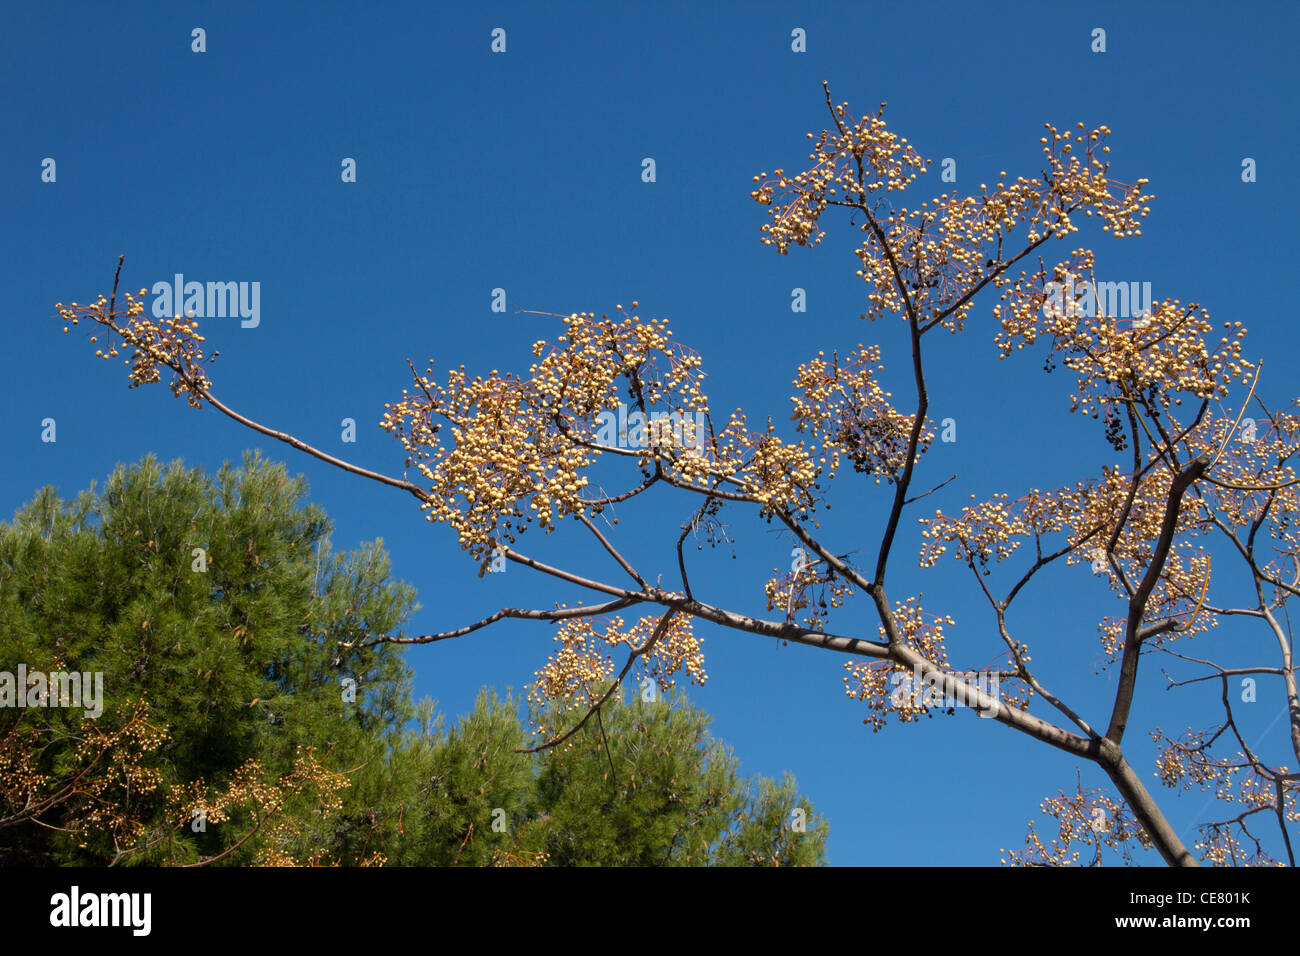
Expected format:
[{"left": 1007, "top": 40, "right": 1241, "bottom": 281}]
[{"left": 3, "top": 1, "right": 1298, "bottom": 865}]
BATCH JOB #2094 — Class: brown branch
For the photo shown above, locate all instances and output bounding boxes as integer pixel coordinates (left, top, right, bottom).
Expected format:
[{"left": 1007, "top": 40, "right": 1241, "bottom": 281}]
[
  {"left": 199, "top": 388, "right": 431, "bottom": 504},
  {"left": 574, "top": 512, "right": 648, "bottom": 589},
  {"left": 343, "top": 597, "right": 642, "bottom": 648},
  {"left": 1105, "top": 453, "right": 1209, "bottom": 744}
]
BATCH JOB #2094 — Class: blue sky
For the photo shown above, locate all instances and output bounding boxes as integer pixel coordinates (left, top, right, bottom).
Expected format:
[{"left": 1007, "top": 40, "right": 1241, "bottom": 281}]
[{"left": 3, "top": 0, "right": 1298, "bottom": 865}]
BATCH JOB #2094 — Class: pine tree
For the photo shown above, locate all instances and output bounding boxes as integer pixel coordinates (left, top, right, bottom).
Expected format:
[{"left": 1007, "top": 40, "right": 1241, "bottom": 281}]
[
  {"left": 348, "top": 688, "right": 827, "bottom": 866},
  {"left": 0, "top": 452, "right": 416, "bottom": 864},
  {"left": 1, "top": 454, "right": 827, "bottom": 865}
]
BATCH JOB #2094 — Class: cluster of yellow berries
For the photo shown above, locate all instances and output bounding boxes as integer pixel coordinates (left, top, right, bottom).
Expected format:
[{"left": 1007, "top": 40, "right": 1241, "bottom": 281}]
[
  {"left": 752, "top": 99, "right": 927, "bottom": 256},
  {"left": 841, "top": 598, "right": 956, "bottom": 732},
  {"left": 57, "top": 289, "right": 215, "bottom": 408},
  {"left": 526, "top": 614, "right": 706, "bottom": 737},
  {"left": 789, "top": 345, "right": 933, "bottom": 487}
]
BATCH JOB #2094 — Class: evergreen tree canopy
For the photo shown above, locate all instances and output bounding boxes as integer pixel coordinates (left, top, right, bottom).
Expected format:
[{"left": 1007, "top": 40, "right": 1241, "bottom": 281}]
[
  {"left": 0, "top": 452, "right": 416, "bottom": 864},
  {"left": 362, "top": 689, "right": 827, "bottom": 866},
  {"left": 0, "top": 454, "right": 826, "bottom": 865}
]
